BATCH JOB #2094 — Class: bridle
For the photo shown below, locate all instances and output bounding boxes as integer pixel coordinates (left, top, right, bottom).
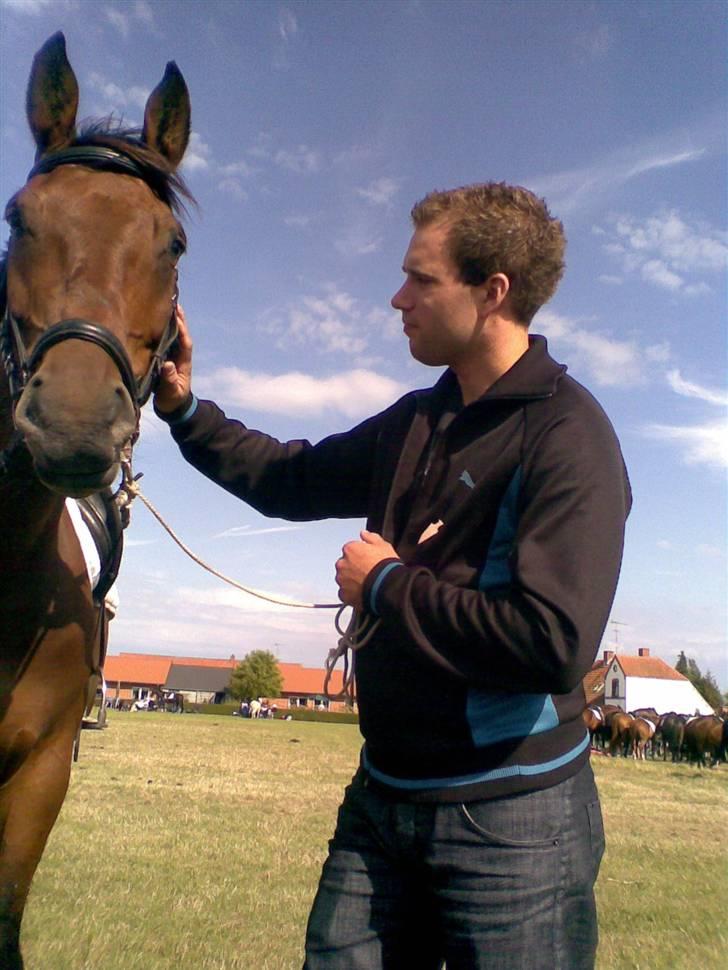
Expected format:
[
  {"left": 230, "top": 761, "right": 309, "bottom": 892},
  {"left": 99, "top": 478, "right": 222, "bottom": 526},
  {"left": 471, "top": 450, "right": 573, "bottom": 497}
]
[{"left": 0, "top": 146, "right": 180, "bottom": 422}]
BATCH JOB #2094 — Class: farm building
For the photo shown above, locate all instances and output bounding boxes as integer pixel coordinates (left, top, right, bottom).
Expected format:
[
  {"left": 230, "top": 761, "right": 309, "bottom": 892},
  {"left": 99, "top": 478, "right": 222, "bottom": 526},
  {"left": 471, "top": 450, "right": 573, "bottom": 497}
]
[
  {"left": 583, "top": 648, "right": 714, "bottom": 714},
  {"left": 103, "top": 652, "right": 350, "bottom": 712}
]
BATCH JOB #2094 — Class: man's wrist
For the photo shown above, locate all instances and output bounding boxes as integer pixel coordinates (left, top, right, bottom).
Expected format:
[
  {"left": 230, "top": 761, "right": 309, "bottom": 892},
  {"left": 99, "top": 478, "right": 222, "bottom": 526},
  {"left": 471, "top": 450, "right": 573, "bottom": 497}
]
[
  {"left": 154, "top": 392, "right": 198, "bottom": 425},
  {"left": 364, "top": 558, "right": 405, "bottom": 615}
]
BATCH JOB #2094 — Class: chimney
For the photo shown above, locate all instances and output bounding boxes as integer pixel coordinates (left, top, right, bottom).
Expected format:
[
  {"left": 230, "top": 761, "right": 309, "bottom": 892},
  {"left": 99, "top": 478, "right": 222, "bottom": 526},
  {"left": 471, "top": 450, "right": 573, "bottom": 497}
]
[
  {"left": 603, "top": 650, "right": 615, "bottom": 664},
  {"left": 638, "top": 648, "right": 650, "bottom": 658}
]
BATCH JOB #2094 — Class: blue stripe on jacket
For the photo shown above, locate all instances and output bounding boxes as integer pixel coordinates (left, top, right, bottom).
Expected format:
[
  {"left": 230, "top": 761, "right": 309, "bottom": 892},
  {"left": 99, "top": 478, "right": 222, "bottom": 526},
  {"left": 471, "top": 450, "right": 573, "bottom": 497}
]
[
  {"left": 363, "top": 732, "right": 590, "bottom": 790},
  {"left": 469, "top": 465, "right": 559, "bottom": 747}
]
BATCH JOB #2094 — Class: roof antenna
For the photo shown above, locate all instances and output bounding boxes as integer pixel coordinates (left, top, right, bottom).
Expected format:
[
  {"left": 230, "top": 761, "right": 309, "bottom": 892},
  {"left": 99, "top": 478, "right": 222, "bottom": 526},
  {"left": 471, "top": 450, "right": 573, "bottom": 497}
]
[{"left": 610, "top": 619, "right": 628, "bottom": 653}]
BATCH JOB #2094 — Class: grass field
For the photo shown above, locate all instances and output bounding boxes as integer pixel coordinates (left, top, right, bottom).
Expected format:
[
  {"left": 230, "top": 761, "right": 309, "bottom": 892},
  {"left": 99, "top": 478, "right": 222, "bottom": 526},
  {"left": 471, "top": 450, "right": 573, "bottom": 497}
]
[{"left": 21, "top": 713, "right": 727, "bottom": 969}]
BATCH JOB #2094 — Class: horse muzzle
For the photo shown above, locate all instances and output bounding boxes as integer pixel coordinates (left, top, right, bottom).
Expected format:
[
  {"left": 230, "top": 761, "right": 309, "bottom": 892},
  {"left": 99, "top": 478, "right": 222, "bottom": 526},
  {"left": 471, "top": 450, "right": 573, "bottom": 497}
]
[{"left": 14, "top": 358, "right": 138, "bottom": 497}]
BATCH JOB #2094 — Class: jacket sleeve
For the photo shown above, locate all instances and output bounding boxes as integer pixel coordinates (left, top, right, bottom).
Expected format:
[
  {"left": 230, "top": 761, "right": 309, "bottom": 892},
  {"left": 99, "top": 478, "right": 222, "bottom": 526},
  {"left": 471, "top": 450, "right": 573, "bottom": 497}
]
[
  {"left": 363, "top": 405, "right": 632, "bottom": 695},
  {"left": 167, "top": 398, "right": 386, "bottom": 521}
]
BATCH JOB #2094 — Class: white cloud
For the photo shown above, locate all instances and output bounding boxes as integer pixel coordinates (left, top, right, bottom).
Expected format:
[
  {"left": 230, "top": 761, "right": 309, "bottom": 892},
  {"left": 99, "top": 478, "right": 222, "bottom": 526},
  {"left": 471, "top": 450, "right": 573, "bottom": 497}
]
[
  {"left": 274, "top": 146, "right": 321, "bottom": 174},
  {"left": 218, "top": 178, "right": 248, "bottom": 201},
  {"left": 645, "top": 342, "right": 671, "bottom": 363},
  {"left": 599, "top": 210, "right": 727, "bottom": 294},
  {"left": 213, "top": 525, "right": 303, "bottom": 540},
  {"left": 284, "top": 214, "right": 312, "bottom": 228},
  {"left": 667, "top": 369, "right": 728, "bottom": 407},
  {"left": 219, "top": 160, "right": 256, "bottom": 179},
  {"left": 1, "top": 0, "right": 63, "bottom": 12},
  {"left": 105, "top": 7, "right": 130, "bottom": 37},
  {"left": 695, "top": 544, "right": 726, "bottom": 559},
  {"left": 643, "top": 420, "right": 728, "bottom": 469},
  {"left": 87, "top": 72, "right": 149, "bottom": 112},
  {"left": 194, "top": 367, "right": 406, "bottom": 420},
  {"left": 574, "top": 23, "right": 615, "bottom": 61},
  {"left": 182, "top": 131, "right": 212, "bottom": 172},
  {"left": 133, "top": 0, "right": 154, "bottom": 25},
  {"left": 261, "top": 284, "right": 398, "bottom": 356},
  {"left": 534, "top": 309, "right": 644, "bottom": 386},
  {"left": 334, "top": 228, "right": 382, "bottom": 256},
  {"left": 278, "top": 7, "right": 298, "bottom": 41},
  {"left": 641, "top": 369, "right": 728, "bottom": 470},
  {"left": 528, "top": 144, "right": 706, "bottom": 215},
  {"left": 356, "top": 177, "right": 400, "bottom": 206},
  {"left": 640, "top": 259, "right": 683, "bottom": 291}
]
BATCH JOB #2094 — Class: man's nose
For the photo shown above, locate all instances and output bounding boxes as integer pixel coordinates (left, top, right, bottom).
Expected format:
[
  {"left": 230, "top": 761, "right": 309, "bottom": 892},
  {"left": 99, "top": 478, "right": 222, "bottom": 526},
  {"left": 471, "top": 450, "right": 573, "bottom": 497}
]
[{"left": 391, "top": 283, "right": 408, "bottom": 309}]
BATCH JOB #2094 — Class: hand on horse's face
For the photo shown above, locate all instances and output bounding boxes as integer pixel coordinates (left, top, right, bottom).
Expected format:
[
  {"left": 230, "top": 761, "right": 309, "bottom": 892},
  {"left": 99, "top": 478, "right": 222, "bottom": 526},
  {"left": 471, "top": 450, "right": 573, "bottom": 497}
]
[{"left": 154, "top": 305, "right": 193, "bottom": 413}]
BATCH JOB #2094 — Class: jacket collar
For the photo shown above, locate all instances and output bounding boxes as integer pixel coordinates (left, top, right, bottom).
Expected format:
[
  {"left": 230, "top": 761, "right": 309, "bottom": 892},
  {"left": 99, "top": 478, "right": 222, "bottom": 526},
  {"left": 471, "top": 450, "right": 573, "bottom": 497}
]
[{"left": 429, "top": 334, "right": 566, "bottom": 408}]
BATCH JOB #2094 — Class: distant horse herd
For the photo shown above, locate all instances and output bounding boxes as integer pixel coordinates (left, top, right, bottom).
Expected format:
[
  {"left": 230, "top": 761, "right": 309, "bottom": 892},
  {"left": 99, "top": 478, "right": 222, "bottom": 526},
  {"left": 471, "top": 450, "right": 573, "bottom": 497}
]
[{"left": 583, "top": 706, "right": 728, "bottom": 767}]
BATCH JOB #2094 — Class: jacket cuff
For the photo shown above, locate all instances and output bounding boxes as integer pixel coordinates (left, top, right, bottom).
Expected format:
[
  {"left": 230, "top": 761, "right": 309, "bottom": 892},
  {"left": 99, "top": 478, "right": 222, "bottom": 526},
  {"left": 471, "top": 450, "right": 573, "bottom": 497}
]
[
  {"left": 363, "top": 558, "right": 405, "bottom": 615},
  {"left": 154, "top": 392, "right": 198, "bottom": 425}
]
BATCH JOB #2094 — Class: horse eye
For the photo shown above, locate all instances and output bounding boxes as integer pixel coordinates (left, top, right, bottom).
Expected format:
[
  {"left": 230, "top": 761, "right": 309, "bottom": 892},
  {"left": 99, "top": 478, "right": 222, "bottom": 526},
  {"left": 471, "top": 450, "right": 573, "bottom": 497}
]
[
  {"left": 170, "top": 236, "right": 186, "bottom": 259},
  {"left": 4, "top": 204, "right": 25, "bottom": 236}
]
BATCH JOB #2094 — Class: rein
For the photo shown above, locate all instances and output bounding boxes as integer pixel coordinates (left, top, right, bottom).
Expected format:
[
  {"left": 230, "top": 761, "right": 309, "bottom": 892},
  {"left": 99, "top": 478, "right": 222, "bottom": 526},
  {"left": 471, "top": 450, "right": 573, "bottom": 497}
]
[{"left": 114, "top": 456, "right": 375, "bottom": 704}]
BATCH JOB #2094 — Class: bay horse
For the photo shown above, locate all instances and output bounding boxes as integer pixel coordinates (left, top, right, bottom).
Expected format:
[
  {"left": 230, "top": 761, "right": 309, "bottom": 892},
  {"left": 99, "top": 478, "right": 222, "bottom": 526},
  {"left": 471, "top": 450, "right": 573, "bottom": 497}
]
[{"left": 0, "top": 33, "right": 191, "bottom": 967}]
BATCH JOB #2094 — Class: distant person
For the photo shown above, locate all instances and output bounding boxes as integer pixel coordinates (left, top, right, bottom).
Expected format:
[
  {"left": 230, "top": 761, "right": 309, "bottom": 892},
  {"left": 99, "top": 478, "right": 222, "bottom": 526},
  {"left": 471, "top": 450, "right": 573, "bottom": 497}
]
[{"left": 154, "top": 182, "right": 631, "bottom": 969}]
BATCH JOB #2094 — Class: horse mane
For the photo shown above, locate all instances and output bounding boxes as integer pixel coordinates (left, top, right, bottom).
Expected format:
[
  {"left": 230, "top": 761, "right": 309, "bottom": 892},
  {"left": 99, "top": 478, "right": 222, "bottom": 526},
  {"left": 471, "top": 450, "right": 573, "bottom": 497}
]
[{"left": 71, "top": 119, "right": 196, "bottom": 216}]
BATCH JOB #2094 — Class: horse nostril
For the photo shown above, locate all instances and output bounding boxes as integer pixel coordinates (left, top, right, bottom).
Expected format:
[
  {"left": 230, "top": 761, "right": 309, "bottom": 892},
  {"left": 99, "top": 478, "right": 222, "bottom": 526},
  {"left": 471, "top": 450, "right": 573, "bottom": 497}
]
[{"left": 31, "top": 376, "right": 43, "bottom": 388}]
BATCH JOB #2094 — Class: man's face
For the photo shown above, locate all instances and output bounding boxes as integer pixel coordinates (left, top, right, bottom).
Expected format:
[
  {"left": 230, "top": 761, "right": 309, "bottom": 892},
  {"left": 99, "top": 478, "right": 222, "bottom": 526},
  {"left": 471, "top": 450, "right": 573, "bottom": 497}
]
[{"left": 391, "top": 220, "right": 482, "bottom": 368}]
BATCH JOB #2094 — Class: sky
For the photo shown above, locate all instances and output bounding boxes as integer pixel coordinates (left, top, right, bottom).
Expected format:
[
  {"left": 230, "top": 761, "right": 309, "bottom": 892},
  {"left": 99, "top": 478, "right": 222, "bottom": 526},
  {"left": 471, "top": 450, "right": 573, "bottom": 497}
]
[{"left": 1, "top": 0, "right": 726, "bottom": 689}]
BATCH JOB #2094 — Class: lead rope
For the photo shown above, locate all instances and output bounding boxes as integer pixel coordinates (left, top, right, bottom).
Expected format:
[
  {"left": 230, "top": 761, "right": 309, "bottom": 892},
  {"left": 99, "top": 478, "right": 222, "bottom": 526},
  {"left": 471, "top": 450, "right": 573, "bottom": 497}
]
[
  {"left": 114, "top": 452, "right": 378, "bottom": 703},
  {"left": 324, "top": 608, "right": 381, "bottom": 705}
]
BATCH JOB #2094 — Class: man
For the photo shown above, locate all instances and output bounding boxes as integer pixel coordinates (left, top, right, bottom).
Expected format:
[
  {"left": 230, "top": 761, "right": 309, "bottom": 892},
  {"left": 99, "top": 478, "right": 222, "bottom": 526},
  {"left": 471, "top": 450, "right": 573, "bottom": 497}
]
[{"left": 154, "top": 182, "right": 631, "bottom": 969}]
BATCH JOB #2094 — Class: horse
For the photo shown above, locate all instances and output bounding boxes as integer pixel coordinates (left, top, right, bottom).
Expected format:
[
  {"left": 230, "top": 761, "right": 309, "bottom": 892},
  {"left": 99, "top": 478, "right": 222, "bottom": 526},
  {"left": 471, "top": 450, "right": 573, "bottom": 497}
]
[
  {"left": 628, "top": 716, "right": 656, "bottom": 760},
  {"left": 656, "top": 713, "right": 686, "bottom": 762},
  {"left": 249, "top": 699, "right": 263, "bottom": 719},
  {"left": 609, "top": 712, "right": 634, "bottom": 757},
  {"left": 683, "top": 715, "right": 725, "bottom": 768},
  {"left": 582, "top": 703, "right": 620, "bottom": 751},
  {"left": 151, "top": 688, "right": 185, "bottom": 713},
  {"left": 0, "top": 33, "right": 191, "bottom": 967}
]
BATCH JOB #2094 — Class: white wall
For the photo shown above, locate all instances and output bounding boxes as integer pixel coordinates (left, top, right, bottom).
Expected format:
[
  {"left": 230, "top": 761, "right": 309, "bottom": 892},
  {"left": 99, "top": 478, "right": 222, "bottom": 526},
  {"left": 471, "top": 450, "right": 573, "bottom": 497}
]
[{"left": 624, "top": 678, "right": 714, "bottom": 715}]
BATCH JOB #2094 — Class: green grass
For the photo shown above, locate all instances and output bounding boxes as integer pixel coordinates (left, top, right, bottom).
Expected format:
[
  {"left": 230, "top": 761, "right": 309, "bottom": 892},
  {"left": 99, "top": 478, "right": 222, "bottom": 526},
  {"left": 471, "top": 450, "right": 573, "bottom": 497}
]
[{"left": 21, "top": 715, "right": 727, "bottom": 969}]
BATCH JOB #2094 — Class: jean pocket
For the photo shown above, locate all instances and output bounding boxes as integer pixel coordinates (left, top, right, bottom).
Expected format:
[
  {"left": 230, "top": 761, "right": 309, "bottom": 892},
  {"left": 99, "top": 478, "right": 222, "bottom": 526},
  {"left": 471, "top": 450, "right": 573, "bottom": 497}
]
[{"left": 459, "top": 791, "right": 562, "bottom": 848}]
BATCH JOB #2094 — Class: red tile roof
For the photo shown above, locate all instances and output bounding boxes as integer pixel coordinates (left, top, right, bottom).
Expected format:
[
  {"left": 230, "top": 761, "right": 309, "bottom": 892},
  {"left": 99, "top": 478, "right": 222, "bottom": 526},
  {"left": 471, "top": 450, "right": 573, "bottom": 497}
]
[
  {"left": 104, "top": 654, "right": 172, "bottom": 686},
  {"left": 616, "top": 655, "right": 687, "bottom": 681},
  {"left": 104, "top": 652, "right": 343, "bottom": 695},
  {"left": 583, "top": 667, "right": 606, "bottom": 699}
]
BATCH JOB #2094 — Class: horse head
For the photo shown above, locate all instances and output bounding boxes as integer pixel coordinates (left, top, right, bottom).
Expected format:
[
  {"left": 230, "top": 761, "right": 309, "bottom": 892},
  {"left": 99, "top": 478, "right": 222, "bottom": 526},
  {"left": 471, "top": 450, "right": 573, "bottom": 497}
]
[{"left": 3, "top": 32, "right": 191, "bottom": 497}]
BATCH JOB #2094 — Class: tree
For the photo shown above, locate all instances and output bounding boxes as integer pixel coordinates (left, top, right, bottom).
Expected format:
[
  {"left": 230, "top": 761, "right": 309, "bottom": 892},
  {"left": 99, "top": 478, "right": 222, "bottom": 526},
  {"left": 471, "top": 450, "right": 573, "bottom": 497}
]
[
  {"left": 697, "top": 670, "right": 723, "bottom": 711},
  {"left": 674, "top": 652, "right": 722, "bottom": 711},
  {"left": 230, "top": 650, "right": 283, "bottom": 702}
]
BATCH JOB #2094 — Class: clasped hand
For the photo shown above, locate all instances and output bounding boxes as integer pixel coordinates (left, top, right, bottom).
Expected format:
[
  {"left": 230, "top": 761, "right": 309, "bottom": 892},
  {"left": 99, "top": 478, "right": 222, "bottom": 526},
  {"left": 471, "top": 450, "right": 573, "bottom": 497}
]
[{"left": 335, "top": 530, "right": 398, "bottom": 609}]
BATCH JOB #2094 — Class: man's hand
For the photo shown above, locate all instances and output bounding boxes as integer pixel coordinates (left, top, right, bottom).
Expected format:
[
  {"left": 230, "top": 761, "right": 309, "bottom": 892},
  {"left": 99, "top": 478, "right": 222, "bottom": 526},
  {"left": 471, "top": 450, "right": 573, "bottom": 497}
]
[
  {"left": 335, "top": 531, "right": 398, "bottom": 609},
  {"left": 154, "top": 304, "right": 193, "bottom": 413}
]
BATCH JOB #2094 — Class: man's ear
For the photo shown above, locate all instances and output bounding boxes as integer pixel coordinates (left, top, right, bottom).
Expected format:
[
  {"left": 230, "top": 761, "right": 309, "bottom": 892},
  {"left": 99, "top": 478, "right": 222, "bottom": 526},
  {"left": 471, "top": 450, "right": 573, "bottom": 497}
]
[{"left": 476, "top": 272, "right": 510, "bottom": 316}]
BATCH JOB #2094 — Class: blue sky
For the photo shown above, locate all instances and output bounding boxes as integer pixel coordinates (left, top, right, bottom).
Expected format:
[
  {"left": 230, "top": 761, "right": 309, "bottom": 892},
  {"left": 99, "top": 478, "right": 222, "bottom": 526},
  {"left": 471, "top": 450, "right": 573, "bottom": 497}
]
[{"left": 2, "top": 1, "right": 726, "bottom": 688}]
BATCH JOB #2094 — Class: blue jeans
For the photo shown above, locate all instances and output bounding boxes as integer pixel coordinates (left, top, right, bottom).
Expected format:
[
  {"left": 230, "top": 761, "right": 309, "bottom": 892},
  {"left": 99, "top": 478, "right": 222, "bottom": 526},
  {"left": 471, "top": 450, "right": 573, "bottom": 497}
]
[{"left": 304, "top": 761, "right": 604, "bottom": 969}]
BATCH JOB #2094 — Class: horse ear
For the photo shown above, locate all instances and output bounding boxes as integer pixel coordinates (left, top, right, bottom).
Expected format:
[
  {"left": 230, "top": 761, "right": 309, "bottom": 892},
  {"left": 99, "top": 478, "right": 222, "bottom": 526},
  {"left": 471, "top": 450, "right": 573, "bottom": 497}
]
[
  {"left": 26, "top": 32, "right": 79, "bottom": 159},
  {"left": 142, "top": 62, "right": 191, "bottom": 169}
]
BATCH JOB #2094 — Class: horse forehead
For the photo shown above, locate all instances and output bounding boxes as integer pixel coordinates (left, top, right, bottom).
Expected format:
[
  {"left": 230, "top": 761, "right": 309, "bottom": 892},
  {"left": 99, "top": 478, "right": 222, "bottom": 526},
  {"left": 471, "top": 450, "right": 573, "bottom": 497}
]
[{"left": 29, "top": 166, "right": 172, "bottom": 229}]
